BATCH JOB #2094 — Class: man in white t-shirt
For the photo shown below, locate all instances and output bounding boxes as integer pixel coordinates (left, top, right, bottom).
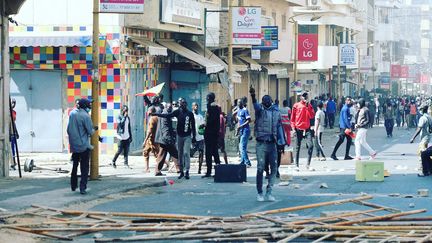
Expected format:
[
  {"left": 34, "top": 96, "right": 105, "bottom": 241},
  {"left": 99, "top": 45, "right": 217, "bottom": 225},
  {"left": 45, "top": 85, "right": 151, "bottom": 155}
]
[
  {"left": 314, "top": 101, "right": 326, "bottom": 161},
  {"left": 191, "top": 102, "right": 205, "bottom": 174}
]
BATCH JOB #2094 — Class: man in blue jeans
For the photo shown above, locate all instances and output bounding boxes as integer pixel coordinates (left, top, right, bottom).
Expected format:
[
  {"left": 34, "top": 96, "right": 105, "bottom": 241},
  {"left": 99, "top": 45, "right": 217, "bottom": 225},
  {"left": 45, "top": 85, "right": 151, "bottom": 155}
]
[
  {"left": 330, "top": 97, "right": 354, "bottom": 160},
  {"left": 236, "top": 97, "right": 251, "bottom": 166},
  {"left": 250, "top": 86, "right": 285, "bottom": 202},
  {"left": 326, "top": 97, "right": 336, "bottom": 129}
]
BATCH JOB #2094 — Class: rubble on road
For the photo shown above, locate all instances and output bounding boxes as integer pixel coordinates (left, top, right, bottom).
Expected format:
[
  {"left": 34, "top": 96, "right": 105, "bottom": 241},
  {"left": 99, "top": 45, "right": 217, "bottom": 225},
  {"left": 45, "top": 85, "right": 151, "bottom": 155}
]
[{"left": 1, "top": 196, "right": 432, "bottom": 242}]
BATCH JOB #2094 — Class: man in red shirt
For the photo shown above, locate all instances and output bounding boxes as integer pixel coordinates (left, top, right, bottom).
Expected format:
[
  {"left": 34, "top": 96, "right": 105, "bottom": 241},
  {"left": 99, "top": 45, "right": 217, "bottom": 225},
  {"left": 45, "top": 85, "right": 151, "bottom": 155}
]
[{"left": 291, "top": 92, "right": 315, "bottom": 169}]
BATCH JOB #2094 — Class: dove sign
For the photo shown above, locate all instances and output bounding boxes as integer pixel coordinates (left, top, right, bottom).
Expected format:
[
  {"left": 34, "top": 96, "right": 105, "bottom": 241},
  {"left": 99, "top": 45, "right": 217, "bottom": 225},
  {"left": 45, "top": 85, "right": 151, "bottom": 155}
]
[{"left": 298, "top": 33, "right": 318, "bottom": 61}]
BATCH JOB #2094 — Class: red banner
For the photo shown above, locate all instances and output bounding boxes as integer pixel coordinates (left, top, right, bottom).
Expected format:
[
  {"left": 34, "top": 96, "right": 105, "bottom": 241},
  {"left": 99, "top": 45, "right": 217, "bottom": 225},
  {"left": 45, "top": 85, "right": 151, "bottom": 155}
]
[
  {"left": 297, "top": 33, "right": 318, "bottom": 61},
  {"left": 420, "top": 74, "right": 430, "bottom": 84},
  {"left": 390, "top": 65, "right": 401, "bottom": 78},
  {"left": 400, "top": 65, "right": 409, "bottom": 78}
]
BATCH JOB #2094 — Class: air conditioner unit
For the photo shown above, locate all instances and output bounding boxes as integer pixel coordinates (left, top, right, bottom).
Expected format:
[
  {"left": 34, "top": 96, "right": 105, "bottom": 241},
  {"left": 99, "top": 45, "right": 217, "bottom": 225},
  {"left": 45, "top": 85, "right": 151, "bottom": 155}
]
[{"left": 307, "top": 0, "right": 322, "bottom": 10}]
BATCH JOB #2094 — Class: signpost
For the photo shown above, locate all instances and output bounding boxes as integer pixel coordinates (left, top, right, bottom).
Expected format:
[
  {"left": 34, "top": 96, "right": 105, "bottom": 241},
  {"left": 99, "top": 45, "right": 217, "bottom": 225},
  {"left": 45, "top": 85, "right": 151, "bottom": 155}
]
[
  {"left": 99, "top": 0, "right": 144, "bottom": 13},
  {"left": 332, "top": 65, "right": 347, "bottom": 83},
  {"left": 232, "top": 7, "right": 262, "bottom": 45},
  {"left": 339, "top": 44, "right": 356, "bottom": 65}
]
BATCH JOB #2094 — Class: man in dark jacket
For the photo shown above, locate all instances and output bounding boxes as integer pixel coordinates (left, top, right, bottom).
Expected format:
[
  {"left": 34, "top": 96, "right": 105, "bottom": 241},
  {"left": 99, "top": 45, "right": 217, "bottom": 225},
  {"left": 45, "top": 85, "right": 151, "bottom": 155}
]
[
  {"left": 154, "top": 103, "right": 179, "bottom": 176},
  {"left": 250, "top": 86, "right": 285, "bottom": 202},
  {"left": 330, "top": 97, "right": 354, "bottom": 160},
  {"left": 202, "top": 92, "right": 221, "bottom": 178},
  {"left": 326, "top": 97, "right": 336, "bottom": 129},
  {"left": 152, "top": 98, "right": 196, "bottom": 179}
]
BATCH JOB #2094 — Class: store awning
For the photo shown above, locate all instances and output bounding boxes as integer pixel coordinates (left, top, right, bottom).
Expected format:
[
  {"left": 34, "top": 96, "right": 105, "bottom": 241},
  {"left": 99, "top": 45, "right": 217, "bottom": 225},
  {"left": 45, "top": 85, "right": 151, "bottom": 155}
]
[
  {"left": 181, "top": 41, "right": 242, "bottom": 83},
  {"left": 157, "top": 40, "right": 224, "bottom": 74},
  {"left": 129, "top": 37, "right": 168, "bottom": 56},
  {"left": 238, "top": 56, "right": 262, "bottom": 71},
  {"left": 233, "top": 57, "right": 248, "bottom": 72},
  {"left": 263, "top": 64, "right": 290, "bottom": 78},
  {"left": 9, "top": 35, "right": 92, "bottom": 47}
]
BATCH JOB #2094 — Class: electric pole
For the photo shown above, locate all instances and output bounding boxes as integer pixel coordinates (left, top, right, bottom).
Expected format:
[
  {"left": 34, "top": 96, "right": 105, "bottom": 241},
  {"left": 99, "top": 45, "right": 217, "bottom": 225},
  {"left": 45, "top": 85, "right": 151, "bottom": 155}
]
[
  {"left": 228, "top": 0, "right": 234, "bottom": 90},
  {"left": 90, "top": 0, "right": 100, "bottom": 180}
]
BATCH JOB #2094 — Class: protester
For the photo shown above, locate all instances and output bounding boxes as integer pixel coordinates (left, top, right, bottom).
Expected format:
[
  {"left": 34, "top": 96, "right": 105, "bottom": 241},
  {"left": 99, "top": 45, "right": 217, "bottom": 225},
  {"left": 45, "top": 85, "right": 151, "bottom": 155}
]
[
  {"left": 280, "top": 100, "right": 291, "bottom": 147},
  {"left": 152, "top": 98, "right": 196, "bottom": 179},
  {"left": 112, "top": 105, "right": 133, "bottom": 168},
  {"left": 142, "top": 106, "right": 159, "bottom": 173},
  {"left": 410, "top": 104, "right": 432, "bottom": 173},
  {"left": 250, "top": 86, "right": 285, "bottom": 202},
  {"left": 383, "top": 101, "right": 395, "bottom": 138},
  {"left": 314, "top": 101, "right": 326, "bottom": 161},
  {"left": 67, "top": 98, "right": 98, "bottom": 195},
  {"left": 191, "top": 102, "right": 205, "bottom": 174},
  {"left": 291, "top": 92, "right": 315, "bottom": 169},
  {"left": 9, "top": 98, "right": 19, "bottom": 170},
  {"left": 236, "top": 97, "right": 251, "bottom": 167},
  {"left": 154, "top": 103, "right": 180, "bottom": 176},
  {"left": 219, "top": 111, "right": 229, "bottom": 164},
  {"left": 420, "top": 146, "right": 432, "bottom": 177},
  {"left": 330, "top": 97, "right": 354, "bottom": 161},
  {"left": 354, "top": 98, "right": 377, "bottom": 160},
  {"left": 409, "top": 100, "right": 417, "bottom": 128},
  {"left": 202, "top": 92, "right": 221, "bottom": 178},
  {"left": 326, "top": 97, "right": 336, "bottom": 129}
]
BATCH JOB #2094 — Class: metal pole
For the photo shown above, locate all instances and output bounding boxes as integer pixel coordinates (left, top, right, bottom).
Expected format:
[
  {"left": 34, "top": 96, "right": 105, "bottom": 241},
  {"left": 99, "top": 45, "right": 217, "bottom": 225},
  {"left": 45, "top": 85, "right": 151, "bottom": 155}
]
[
  {"left": 337, "top": 40, "right": 341, "bottom": 101},
  {"left": 204, "top": 8, "right": 207, "bottom": 58},
  {"left": 294, "top": 20, "right": 298, "bottom": 101},
  {"left": 90, "top": 0, "right": 100, "bottom": 180},
  {"left": 357, "top": 47, "right": 361, "bottom": 97},
  {"left": 0, "top": 1, "right": 10, "bottom": 177},
  {"left": 372, "top": 45, "right": 375, "bottom": 94},
  {"left": 228, "top": 0, "right": 234, "bottom": 87}
]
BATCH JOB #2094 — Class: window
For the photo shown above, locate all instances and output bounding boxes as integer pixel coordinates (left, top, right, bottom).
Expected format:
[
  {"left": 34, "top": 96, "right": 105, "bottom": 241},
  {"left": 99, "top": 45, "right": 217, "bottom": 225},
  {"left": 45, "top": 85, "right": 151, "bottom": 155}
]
[
  {"left": 221, "top": 0, "right": 228, "bottom": 8},
  {"left": 272, "top": 11, "right": 277, "bottom": 26},
  {"left": 282, "top": 14, "right": 286, "bottom": 31},
  {"left": 262, "top": 9, "right": 266, "bottom": 16}
]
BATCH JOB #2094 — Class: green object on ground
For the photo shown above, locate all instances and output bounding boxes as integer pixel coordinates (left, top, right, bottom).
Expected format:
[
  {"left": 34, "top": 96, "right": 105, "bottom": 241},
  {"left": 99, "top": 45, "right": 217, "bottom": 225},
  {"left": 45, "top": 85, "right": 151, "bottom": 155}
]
[{"left": 355, "top": 161, "right": 384, "bottom": 182}]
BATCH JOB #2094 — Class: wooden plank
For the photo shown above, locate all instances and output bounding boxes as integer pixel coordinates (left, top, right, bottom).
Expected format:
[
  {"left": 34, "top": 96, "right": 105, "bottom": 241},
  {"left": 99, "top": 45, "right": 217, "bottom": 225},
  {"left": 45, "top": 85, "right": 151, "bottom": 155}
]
[
  {"left": 353, "top": 200, "right": 400, "bottom": 213},
  {"left": 290, "top": 208, "right": 382, "bottom": 225},
  {"left": 8, "top": 226, "right": 72, "bottom": 241},
  {"left": 276, "top": 226, "right": 314, "bottom": 243},
  {"left": 242, "top": 196, "right": 373, "bottom": 218},
  {"left": 416, "top": 232, "right": 432, "bottom": 243},
  {"left": 378, "top": 235, "right": 398, "bottom": 243},
  {"left": 311, "top": 233, "right": 334, "bottom": 243},
  {"left": 344, "top": 233, "right": 366, "bottom": 243},
  {"left": 333, "top": 209, "right": 427, "bottom": 226}
]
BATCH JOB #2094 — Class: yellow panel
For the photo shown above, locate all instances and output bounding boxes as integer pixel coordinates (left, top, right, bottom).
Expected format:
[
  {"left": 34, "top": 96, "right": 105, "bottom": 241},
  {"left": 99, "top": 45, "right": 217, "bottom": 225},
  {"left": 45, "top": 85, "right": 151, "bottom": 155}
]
[
  {"left": 107, "top": 82, "right": 114, "bottom": 89},
  {"left": 67, "top": 89, "right": 74, "bottom": 96},
  {"left": 74, "top": 76, "right": 81, "bottom": 82},
  {"left": 67, "top": 69, "right": 74, "bottom": 75},
  {"left": 46, "top": 47, "right": 53, "bottom": 54}
]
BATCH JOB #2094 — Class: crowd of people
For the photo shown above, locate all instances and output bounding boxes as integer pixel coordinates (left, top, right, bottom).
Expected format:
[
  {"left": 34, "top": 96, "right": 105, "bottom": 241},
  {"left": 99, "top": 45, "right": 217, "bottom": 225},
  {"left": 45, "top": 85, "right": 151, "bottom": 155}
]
[{"left": 62, "top": 89, "right": 432, "bottom": 198}]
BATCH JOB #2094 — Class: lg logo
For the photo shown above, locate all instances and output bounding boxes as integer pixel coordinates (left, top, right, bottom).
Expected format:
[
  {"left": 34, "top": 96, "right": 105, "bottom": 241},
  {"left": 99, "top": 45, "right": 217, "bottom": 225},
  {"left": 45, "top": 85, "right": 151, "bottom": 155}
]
[{"left": 302, "top": 39, "right": 314, "bottom": 58}]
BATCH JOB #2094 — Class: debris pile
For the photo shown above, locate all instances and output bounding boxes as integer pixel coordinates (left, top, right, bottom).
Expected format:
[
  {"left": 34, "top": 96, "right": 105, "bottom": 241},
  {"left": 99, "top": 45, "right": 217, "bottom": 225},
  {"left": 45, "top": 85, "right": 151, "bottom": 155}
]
[{"left": 1, "top": 196, "right": 432, "bottom": 242}]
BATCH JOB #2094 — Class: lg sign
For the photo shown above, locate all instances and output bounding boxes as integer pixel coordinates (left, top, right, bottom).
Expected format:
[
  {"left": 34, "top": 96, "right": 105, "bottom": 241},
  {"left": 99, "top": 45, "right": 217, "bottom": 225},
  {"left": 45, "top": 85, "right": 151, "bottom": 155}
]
[
  {"left": 298, "top": 33, "right": 318, "bottom": 61},
  {"left": 238, "top": 7, "right": 257, "bottom": 15}
]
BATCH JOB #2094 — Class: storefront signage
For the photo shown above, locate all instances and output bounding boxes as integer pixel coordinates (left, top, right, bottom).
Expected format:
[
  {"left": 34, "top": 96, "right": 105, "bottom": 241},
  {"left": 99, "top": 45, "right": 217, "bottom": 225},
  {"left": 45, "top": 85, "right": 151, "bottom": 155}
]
[
  {"left": 400, "top": 65, "right": 409, "bottom": 78},
  {"left": 390, "top": 64, "right": 401, "bottom": 78},
  {"left": 253, "top": 26, "right": 278, "bottom": 50},
  {"left": 161, "top": 0, "right": 203, "bottom": 28},
  {"left": 298, "top": 33, "right": 318, "bottom": 61},
  {"left": 100, "top": 0, "right": 144, "bottom": 13},
  {"left": 339, "top": 44, "right": 356, "bottom": 65},
  {"left": 232, "top": 7, "right": 262, "bottom": 45},
  {"left": 332, "top": 65, "right": 347, "bottom": 82}
]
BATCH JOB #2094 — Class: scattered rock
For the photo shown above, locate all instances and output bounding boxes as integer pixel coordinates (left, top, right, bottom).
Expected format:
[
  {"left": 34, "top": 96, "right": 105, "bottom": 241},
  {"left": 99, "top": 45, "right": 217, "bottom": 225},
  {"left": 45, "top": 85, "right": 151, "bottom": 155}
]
[
  {"left": 360, "top": 192, "right": 368, "bottom": 196},
  {"left": 280, "top": 174, "right": 293, "bottom": 181},
  {"left": 293, "top": 184, "right": 300, "bottom": 189},
  {"left": 278, "top": 182, "right": 290, "bottom": 187},
  {"left": 409, "top": 203, "right": 415, "bottom": 208},
  {"left": 418, "top": 189, "right": 429, "bottom": 197},
  {"left": 384, "top": 170, "right": 390, "bottom": 177},
  {"left": 388, "top": 193, "right": 401, "bottom": 197},
  {"left": 93, "top": 233, "right": 104, "bottom": 238},
  {"left": 319, "top": 183, "right": 328, "bottom": 189},
  {"left": 302, "top": 178, "right": 308, "bottom": 181},
  {"left": 404, "top": 195, "right": 414, "bottom": 198}
]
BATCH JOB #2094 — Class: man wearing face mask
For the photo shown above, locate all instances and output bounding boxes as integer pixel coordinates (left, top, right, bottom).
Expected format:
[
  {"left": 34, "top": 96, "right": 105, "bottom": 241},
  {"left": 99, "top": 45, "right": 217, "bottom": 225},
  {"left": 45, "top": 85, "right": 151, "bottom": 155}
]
[
  {"left": 112, "top": 105, "right": 133, "bottom": 168},
  {"left": 250, "top": 86, "right": 285, "bottom": 202},
  {"left": 67, "top": 98, "right": 98, "bottom": 195},
  {"left": 152, "top": 98, "right": 196, "bottom": 179},
  {"left": 291, "top": 92, "right": 315, "bottom": 169},
  {"left": 330, "top": 97, "right": 354, "bottom": 160},
  {"left": 202, "top": 92, "right": 221, "bottom": 178}
]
